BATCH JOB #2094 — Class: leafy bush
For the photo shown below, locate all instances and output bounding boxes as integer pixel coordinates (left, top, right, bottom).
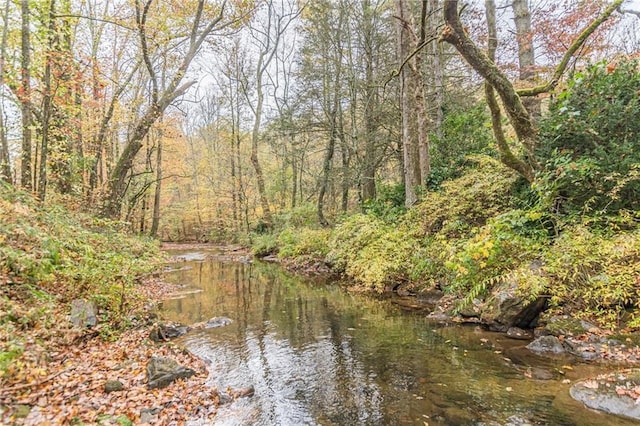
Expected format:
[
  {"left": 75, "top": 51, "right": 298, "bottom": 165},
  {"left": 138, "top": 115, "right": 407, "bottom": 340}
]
[
  {"left": 430, "top": 102, "right": 495, "bottom": 184},
  {"left": 277, "top": 228, "right": 331, "bottom": 260},
  {"left": 534, "top": 225, "right": 640, "bottom": 328},
  {"left": 538, "top": 59, "right": 640, "bottom": 215},
  {"left": 272, "top": 202, "right": 320, "bottom": 230},
  {"left": 441, "top": 209, "right": 548, "bottom": 302},
  {"left": 250, "top": 233, "right": 279, "bottom": 257},
  {"left": 405, "top": 155, "right": 518, "bottom": 238},
  {"left": 362, "top": 182, "right": 406, "bottom": 222},
  {"left": 328, "top": 214, "right": 420, "bottom": 291}
]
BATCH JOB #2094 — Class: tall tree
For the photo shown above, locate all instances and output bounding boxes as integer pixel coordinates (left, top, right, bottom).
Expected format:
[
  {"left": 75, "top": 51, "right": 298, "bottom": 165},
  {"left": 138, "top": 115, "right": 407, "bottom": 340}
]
[
  {"left": 0, "top": 0, "right": 12, "bottom": 183},
  {"left": 512, "top": 0, "right": 540, "bottom": 119},
  {"left": 20, "top": 0, "right": 33, "bottom": 190},
  {"left": 441, "top": 0, "right": 623, "bottom": 182},
  {"left": 102, "top": 0, "right": 234, "bottom": 218},
  {"left": 396, "top": 0, "right": 430, "bottom": 207},
  {"left": 244, "top": 0, "right": 301, "bottom": 225}
]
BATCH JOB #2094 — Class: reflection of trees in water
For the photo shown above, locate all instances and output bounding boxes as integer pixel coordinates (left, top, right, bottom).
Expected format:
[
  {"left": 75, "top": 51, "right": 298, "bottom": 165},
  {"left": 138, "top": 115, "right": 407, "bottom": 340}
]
[{"left": 162, "top": 258, "right": 611, "bottom": 426}]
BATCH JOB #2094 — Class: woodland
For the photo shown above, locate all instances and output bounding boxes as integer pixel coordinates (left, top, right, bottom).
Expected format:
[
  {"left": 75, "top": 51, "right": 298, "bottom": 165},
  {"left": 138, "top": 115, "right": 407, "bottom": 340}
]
[{"left": 2, "top": 0, "right": 640, "bottom": 423}]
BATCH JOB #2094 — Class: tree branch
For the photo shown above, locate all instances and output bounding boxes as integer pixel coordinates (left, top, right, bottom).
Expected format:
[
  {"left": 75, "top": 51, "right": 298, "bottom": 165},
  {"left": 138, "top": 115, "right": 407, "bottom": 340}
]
[{"left": 517, "top": 0, "right": 624, "bottom": 97}]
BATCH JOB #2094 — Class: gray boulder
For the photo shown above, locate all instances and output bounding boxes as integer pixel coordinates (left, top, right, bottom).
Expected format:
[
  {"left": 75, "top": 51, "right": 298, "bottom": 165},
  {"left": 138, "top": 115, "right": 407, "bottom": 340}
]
[
  {"left": 542, "top": 316, "right": 598, "bottom": 337},
  {"left": 480, "top": 277, "right": 547, "bottom": 332},
  {"left": 70, "top": 299, "right": 97, "bottom": 328},
  {"left": 526, "top": 335, "right": 566, "bottom": 354},
  {"left": 146, "top": 356, "right": 195, "bottom": 389},
  {"left": 205, "top": 317, "right": 233, "bottom": 328},
  {"left": 571, "top": 371, "right": 640, "bottom": 420},
  {"left": 105, "top": 380, "right": 124, "bottom": 393}
]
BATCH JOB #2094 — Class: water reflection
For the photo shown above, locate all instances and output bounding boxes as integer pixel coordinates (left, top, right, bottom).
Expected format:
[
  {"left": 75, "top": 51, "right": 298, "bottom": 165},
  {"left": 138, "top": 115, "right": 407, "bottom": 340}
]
[{"left": 160, "top": 255, "right": 636, "bottom": 426}]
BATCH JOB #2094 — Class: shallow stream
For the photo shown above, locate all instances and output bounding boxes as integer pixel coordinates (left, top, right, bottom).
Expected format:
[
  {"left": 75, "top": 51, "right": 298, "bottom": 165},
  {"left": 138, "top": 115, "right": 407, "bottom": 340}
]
[{"left": 160, "top": 248, "right": 637, "bottom": 425}]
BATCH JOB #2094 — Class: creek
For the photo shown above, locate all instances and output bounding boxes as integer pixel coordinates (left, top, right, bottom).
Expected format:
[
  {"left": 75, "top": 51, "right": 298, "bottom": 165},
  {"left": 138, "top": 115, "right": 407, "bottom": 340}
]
[{"left": 160, "top": 247, "right": 636, "bottom": 425}]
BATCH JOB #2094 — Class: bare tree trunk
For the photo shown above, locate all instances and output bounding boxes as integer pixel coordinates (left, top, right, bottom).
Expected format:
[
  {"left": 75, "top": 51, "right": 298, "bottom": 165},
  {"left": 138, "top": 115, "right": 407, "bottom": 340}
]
[
  {"left": 20, "top": 0, "right": 32, "bottom": 190},
  {"left": 361, "top": 0, "right": 378, "bottom": 203},
  {"left": 317, "top": 7, "right": 345, "bottom": 227},
  {"left": 0, "top": 0, "right": 12, "bottom": 183},
  {"left": 397, "top": 0, "right": 419, "bottom": 206},
  {"left": 512, "top": 0, "right": 540, "bottom": 119},
  {"left": 150, "top": 133, "right": 162, "bottom": 237},
  {"left": 428, "top": 0, "right": 444, "bottom": 140}
]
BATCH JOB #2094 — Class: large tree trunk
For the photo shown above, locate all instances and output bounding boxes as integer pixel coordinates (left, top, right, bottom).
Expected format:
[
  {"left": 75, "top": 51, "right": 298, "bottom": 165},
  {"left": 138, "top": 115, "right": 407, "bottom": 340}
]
[
  {"left": 250, "top": 66, "right": 271, "bottom": 224},
  {"left": 396, "top": 0, "right": 421, "bottom": 206},
  {"left": 150, "top": 135, "right": 162, "bottom": 237},
  {"left": 428, "top": 0, "right": 444, "bottom": 140}
]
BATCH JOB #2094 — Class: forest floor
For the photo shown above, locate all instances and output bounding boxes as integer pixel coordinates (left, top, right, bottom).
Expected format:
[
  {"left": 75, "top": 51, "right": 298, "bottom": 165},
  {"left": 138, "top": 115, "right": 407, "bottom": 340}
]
[{"left": 0, "top": 276, "right": 219, "bottom": 426}]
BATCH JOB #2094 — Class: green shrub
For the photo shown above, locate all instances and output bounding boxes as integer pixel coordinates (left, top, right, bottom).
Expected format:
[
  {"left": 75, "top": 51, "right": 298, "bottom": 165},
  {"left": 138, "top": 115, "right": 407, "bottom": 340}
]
[
  {"left": 538, "top": 59, "right": 640, "bottom": 215},
  {"left": 405, "top": 155, "right": 518, "bottom": 238},
  {"left": 277, "top": 228, "right": 330, "bottom": 260},
  {"left": 441, "top": 209, "right": 548, "bottom": 302},
  {"left": 272, "top": 202, "right": 320, "bottom": 230},
  {"left": 250, "top": 233, "right": 279, "bottom": 257},
  {"left": 430, "top": 102, "right": 495, "bottom": 184},
  {"left": 541, "top": 225, "right": 640, "bottom": 328},
  {"left": 362, "top": 183, "right": 406, "bottom": 223},
  {"left": 328, "top": 214, "right": 420, "bottom": 291}
]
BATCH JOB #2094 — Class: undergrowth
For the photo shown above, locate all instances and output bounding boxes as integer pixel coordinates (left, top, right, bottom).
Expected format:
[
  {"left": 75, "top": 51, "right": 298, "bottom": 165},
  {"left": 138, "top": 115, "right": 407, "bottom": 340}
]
[{"left": 0, "top": 184, "right": 163, "bottom": 379}]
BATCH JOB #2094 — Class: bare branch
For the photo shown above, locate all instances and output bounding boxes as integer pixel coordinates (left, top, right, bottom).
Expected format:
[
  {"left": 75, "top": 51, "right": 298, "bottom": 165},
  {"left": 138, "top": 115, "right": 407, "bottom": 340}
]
[{"left": 518, "top": 0, "right": 624, "bottom": 97}]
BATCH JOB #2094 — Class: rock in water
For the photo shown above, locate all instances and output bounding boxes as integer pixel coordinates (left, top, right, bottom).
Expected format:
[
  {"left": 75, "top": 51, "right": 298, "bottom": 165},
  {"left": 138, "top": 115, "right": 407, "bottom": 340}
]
[
  {"left": 70, "top": 299, "right": 97, "bottom": 328},
  {"left": 526, "top": 335, "right": 566, "bottom": 354},
  {"left": 506, "top": 327, "right": 533, "bottom": 340},
  {"left": 149, "top": 323, "right": 191, "bottom": 342},
  {"left": 480, "top": 279, "right": 547, "bottom": 331},
  {"left": 571, "top": 372, "right": 640, "bottom": 420},
  {"left": 146, "top": 356, "right": 195, "bottom": 389},
  {"left": 205, "top": 317, "right": 233, "bottom": 328}
]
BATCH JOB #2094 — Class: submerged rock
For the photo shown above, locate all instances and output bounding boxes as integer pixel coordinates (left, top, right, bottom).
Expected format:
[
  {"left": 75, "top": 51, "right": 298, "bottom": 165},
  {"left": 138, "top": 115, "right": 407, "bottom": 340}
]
[
  {"left": 146, "top": 356, "right": 195, "bottom": 389},
  {"left": 506, "top": 327, "right": 533, "bottom": 340},
  {"left": 526, "top": 335, "right": 566, "bottom": 354},
  {"left": 205, "top": 317, "right": 233, "bottom": 328},
  {"left": 570, "top": 371, "right": 640, "bottom": 420},
  {"left": 70, "top": 299, "right": 98, "bottom": 328}
]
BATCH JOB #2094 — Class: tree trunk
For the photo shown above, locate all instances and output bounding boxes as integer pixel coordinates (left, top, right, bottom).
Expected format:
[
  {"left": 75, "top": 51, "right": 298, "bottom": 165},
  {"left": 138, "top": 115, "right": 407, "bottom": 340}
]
[
  {"left": 397, "top": 0, "right": 420, "bottom": 206},
  {"left": 150, "top": 135, "right": 162, "bottom": 237},
  {"left": 250, "top": 71, "right": 271, "bottom": 223},
  {"left": 0, "top": 0, "right": 11, "bottom": 183},
  {"left": 428, "top": 0, "right": 444, "bottom": 140},
  {"left": 512, "top": 0, "right": 540, "bottom": 119},
  {"left": 20, "top": 0, "right": 32, "bottom": 190},
  {"left": 442, "top": 0, "right": 536, "bottom": 180}
]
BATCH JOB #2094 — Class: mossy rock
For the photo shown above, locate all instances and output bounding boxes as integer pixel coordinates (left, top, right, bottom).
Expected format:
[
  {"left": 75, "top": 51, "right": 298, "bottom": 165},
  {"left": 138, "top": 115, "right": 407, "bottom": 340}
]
[{"left": 543, "top": 316, "right": 597, "bottom": 337}]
